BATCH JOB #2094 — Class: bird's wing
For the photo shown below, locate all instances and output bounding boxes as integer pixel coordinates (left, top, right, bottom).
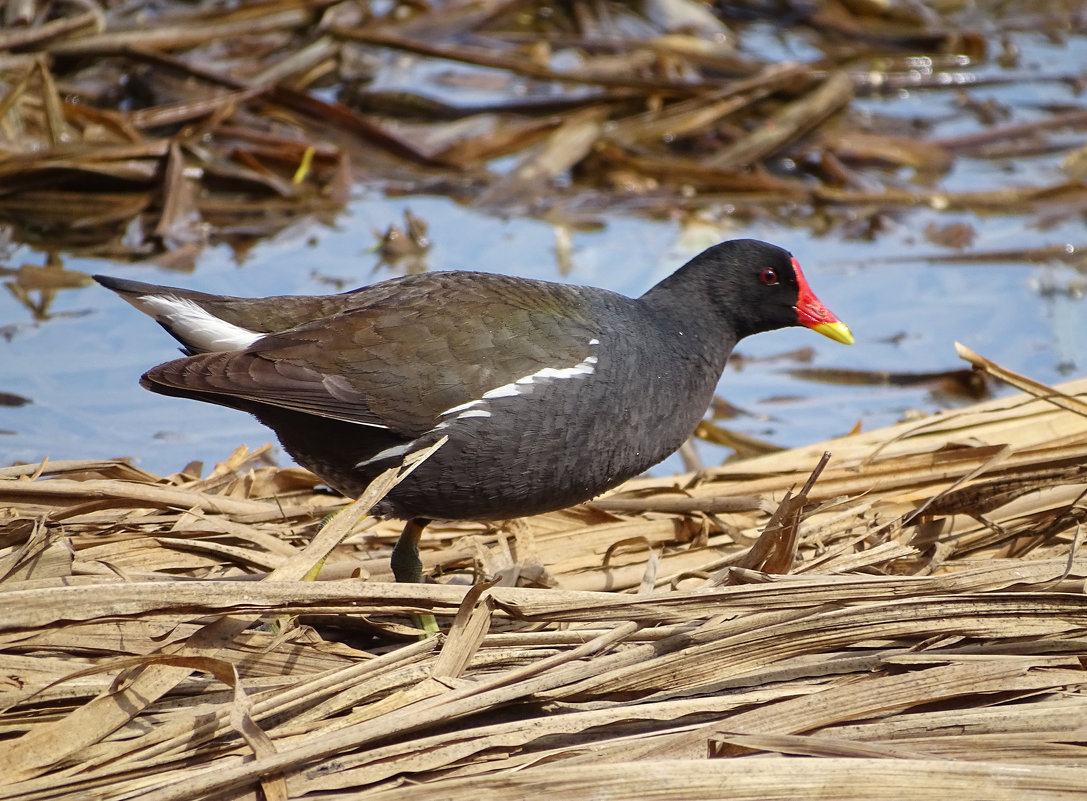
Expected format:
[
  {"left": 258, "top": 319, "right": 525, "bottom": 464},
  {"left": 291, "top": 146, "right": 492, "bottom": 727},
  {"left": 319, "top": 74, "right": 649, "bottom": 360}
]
[{"left": 142, "top": 274, "right": 602, "bottom": 437}]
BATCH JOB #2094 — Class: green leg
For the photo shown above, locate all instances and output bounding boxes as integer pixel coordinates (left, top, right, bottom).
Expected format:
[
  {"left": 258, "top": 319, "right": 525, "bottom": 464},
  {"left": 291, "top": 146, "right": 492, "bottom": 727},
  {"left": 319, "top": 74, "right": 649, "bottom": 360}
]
[
  {"left": 391, "top": 517, "right": 429, "bottom": 584},
  {"left": 391, "top": 518, "right": 439, "bottom": 636}
]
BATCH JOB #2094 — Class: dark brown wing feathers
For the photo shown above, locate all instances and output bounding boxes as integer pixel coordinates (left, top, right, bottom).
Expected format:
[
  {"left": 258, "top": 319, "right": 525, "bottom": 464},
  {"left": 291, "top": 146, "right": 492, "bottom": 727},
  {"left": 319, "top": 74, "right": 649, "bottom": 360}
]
[{"left": 141, "top": 273, "right": 600, "bottom": 438}]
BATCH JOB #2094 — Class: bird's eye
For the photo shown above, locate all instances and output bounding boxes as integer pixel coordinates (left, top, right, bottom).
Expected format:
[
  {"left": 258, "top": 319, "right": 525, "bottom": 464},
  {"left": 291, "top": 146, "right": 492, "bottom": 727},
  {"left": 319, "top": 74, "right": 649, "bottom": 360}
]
[{"left": 759, "top": 269, "right": 778, "bottom": 286}]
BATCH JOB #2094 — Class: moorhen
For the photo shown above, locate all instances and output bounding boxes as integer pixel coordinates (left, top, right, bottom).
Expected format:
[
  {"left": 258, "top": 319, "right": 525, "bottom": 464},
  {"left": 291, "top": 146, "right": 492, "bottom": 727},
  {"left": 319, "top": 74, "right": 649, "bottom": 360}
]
[{"left": 95, "top": 238, "right": 852, "bottom": 582}]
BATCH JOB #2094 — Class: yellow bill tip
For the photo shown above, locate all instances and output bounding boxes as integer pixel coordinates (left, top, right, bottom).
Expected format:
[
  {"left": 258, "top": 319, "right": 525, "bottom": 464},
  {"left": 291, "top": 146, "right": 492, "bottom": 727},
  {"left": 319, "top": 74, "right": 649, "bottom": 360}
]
[{"left": 813, "top": 321, "right": 854, "bottom": 346}]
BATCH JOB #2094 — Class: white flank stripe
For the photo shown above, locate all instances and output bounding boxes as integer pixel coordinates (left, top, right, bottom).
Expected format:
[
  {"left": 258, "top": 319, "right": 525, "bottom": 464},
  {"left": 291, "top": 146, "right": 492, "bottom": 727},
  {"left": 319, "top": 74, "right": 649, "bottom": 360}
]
[
  {"left": 140, "top": 295, "right": 261, "bottom": 352},
  {"left": 371, "top": 346, "right": 598, "bottom": 470},
  {"left": 481, "top": 384, "right": 520, "bottom": 400},
  {"left": 480, "top": 352, "right": 599, "bottom": 400},
  {"left": 515, "top": 356, "right": 597, "bottom": 384},
  {"left": 455, "top": 408, "right": 491, "bottom": 419},
  {"left": 436, "top": 346, "right": 598, "bottom": 421},
  {"left": 441, "top": 398, "right": 485, "bottom": 416},
  {"left": 354, "top": 441, "right": 414, "bottom": 469}
]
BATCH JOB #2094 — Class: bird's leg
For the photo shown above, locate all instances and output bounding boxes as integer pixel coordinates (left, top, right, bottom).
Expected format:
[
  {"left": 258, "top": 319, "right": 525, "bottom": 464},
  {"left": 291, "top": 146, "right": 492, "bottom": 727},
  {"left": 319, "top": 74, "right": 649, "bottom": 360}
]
[
  {"left": 390, "top": 517, "right": 439, "bottom": 636},
  {"left": 391, "top": 517, "right": 430, "bottom": 583}
]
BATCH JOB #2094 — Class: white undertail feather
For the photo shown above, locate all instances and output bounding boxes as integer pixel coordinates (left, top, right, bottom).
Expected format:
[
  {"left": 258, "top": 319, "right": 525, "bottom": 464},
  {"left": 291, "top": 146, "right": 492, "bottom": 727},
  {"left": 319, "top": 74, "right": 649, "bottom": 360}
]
[{"left": 138, "top": 295, "right": 262, "bottom": 352}]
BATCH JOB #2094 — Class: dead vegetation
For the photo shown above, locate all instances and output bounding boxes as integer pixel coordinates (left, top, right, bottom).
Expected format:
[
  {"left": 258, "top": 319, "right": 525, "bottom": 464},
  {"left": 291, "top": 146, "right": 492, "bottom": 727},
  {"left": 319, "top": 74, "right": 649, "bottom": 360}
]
[
  {"left": 2, "top": 347, "right": 1087, "bottom": 800},
  {"left": 1, "top": 0, "right": 1086, "bottom": 277}
]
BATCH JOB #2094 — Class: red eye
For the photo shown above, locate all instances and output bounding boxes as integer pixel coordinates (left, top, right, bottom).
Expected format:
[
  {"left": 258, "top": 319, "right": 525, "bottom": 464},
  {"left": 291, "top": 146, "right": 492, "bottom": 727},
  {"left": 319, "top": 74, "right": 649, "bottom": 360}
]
[{"left": 760, "top": 269, "right": 778, "bottom": 286}]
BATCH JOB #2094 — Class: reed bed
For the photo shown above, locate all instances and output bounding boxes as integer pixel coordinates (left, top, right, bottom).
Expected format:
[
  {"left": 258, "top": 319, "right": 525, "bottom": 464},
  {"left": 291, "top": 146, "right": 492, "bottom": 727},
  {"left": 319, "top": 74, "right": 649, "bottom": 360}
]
[{"left": 2, "top": 347, "right": 1086, "bottom": 799}]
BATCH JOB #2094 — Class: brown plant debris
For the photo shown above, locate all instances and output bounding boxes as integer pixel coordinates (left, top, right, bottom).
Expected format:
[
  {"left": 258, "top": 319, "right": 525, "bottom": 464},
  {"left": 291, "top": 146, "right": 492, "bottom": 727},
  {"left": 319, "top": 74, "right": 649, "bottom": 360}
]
[
  {"left": 3, "top": 350, "right": 1087, "bottom": 799},
  {"left": 0, "top": 0, "right": 1085, "bottom": 264}
]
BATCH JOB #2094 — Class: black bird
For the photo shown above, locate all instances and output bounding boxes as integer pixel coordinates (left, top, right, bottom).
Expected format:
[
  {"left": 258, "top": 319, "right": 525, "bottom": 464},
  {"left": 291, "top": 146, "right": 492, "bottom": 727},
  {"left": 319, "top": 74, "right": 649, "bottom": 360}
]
[{"left": 95, "top": 239, "right": 852, "bottom": 582}]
